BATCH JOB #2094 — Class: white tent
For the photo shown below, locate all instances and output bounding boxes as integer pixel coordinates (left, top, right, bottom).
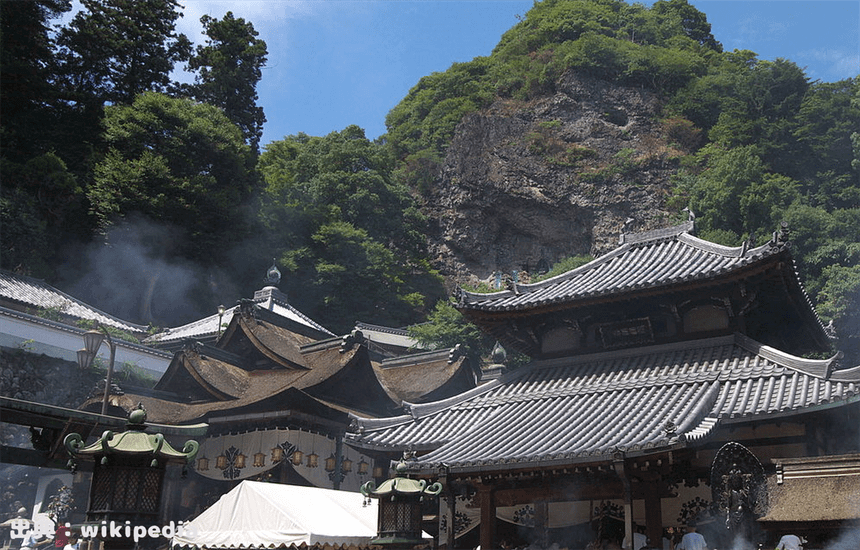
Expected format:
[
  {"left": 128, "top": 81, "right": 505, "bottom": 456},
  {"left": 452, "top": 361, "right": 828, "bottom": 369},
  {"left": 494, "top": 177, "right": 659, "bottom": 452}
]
[{"left": 172, "top": 481, "right": 379, "bottom": 548}]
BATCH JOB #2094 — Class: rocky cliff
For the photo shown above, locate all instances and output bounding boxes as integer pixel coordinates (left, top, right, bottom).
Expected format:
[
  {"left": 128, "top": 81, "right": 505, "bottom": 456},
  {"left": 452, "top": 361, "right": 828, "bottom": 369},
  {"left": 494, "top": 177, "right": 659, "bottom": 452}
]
[{"left": 422, "top": 72, "right": 686, "bottom": 286}]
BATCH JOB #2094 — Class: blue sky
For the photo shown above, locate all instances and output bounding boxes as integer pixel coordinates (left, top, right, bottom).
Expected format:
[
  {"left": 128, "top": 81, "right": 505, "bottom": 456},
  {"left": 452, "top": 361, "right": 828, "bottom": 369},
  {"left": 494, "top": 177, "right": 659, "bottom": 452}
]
[{"left": 74, "top": 1, "right": 860, "bottom": 147}]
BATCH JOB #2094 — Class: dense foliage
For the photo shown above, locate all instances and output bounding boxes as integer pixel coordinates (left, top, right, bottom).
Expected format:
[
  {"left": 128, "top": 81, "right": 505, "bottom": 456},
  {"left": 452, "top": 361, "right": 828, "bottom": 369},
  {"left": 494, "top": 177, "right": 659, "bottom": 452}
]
[
  {"left": 258, "top": 126, "right": 445, "bottom": 333},
  {"left": 1, "top": 0, "right": 858, "bottom": 361},
  {"left": 90, "top": 92, "right": 257, "bottom": 263},
  {"left": 1, "top": 0, "right": 268, "bottom": 324}
]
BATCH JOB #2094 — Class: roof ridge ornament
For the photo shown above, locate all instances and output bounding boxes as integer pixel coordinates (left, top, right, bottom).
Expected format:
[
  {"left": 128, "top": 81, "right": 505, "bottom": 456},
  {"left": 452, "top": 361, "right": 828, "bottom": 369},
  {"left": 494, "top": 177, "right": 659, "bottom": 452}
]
[
  {"left": 619, "top": 217, "right": 636, "bottom": 244},
  {"left": 265, "top": 259, "right": 281, "bottom": 286},
  {"left": 448, "top": 343, "right": 465, "bottom": 364},
  {"left": 340, "top": 329, "right": 366, "bottom": 353},
  {"left": 770, "top": 221, "right": 790, "bottom": 249}
]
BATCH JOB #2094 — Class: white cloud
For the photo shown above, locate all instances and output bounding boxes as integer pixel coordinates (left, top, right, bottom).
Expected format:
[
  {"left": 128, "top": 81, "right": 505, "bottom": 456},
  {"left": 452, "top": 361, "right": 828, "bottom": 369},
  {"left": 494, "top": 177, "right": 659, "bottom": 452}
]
[
  {"left": 796, "top": 47, "right": 860, "bottom": 81},
  {"left": 178, "top": 1, "right": 323, "bottom": 43}
]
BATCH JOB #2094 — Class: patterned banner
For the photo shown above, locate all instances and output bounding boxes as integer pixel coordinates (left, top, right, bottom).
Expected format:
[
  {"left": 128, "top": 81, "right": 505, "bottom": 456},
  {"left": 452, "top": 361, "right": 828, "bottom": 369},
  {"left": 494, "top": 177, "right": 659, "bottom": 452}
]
[{"left": 192, "top": 429, "right": 374, "bottom": 491}]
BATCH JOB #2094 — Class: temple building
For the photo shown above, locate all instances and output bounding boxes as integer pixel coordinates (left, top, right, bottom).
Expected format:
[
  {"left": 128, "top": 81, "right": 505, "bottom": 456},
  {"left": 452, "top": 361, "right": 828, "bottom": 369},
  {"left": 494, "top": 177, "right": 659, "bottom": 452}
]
[
  {"left": 74, "top": 267, "right": 477, "bottom": 519},
  {"left": 345, "top": 222, "right": 860, "bottom": 549}
]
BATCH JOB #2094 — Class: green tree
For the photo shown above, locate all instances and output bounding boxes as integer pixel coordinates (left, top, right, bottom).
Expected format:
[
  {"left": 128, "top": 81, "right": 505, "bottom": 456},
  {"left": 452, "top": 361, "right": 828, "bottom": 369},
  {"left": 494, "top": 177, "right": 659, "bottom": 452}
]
[
  {"left": 188, "top": 12, "right": 268, "bottom": 153},
  {"left": 817, "top": 264, "right": 860, "bottom": 364},
  {"left": 792, "top": 78, "right": 860, "bottom": 206},
  {"left": 686, "top": 145, "right": 799, "bottom": 237},
  {"left": 707, "top": 58, "right": 809, "bottom": 169},
  {"left": 0, "top": 0, "right": 71, "bottom": 162},
  {"left": 650, "top": 0, "right": 721, "bottom": 51},
  {"left": 385, "top": 58, "right": 494, "bottom": 159},
  {"left": 259, "top": 126, "right": 444, "bottom": 332},
  {"left": 89, "top": 92, "right": 256, "bottom": 263},
  {"left": 408, "top": 299, "right": 493, "bottom": 362},
  {"left": 56, "top": 0, "right": 191, "bottom": 104},
  {"left": 0, "top": 1, "right": 93, "bottom": 277}
]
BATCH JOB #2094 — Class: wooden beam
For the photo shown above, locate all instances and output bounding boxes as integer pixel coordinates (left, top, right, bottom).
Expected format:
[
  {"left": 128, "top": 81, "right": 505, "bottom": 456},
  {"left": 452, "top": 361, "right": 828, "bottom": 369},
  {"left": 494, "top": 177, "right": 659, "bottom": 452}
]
[{"left": 494, "top": 479, "right": 625, "bottom": 506}]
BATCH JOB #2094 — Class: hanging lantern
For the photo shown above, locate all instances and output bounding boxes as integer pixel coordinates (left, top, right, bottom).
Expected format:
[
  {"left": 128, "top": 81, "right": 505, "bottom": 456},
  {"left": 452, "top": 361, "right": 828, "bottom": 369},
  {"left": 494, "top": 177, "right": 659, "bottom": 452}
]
[
  {"left": 216, "top": 454, "right": 228, "bottom": 470},
  {"left": 342, "top": 457, "right": 353, "bottom": 473},
  {"left": 253, "top": 452, "right": 266, "bottom": 468},
  {"left": 358, "top": 458, "right": 369, "bottom": 475},
  {"left": 197, "top": 456, "right": 210, "bottom": 471},
  {"left": 271, "top": 446, "right": 285, "bottom": 463},
  {"left": 373, "top": 465, "right": 385, "bottom": 478},
  {"left": 235, "top": 452, "right": 246, "bottom": 469},
  {"left": 324, "top": 453, "right": 337, "bottom": 472},
  {"left": 290, "top": 449, "right": 304, "bottom": 466}
]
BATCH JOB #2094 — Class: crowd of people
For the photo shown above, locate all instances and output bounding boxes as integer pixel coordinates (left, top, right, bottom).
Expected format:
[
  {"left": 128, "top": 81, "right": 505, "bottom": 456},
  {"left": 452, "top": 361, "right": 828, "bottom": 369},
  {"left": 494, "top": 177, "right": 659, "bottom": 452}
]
[{"left": 0, "top": 508, "right": 79, "bottom": 550}]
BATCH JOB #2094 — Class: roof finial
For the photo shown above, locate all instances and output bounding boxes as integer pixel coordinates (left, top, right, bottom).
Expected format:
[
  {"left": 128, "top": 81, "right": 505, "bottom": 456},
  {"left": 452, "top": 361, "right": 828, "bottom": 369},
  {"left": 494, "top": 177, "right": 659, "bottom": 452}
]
[
  {"left": 682, "top": 207, "right": 696, "bottom": 222},
  {"left": 265, "top": 259, "right": 281, "bottom": 286},
  {"left": 619, "top": 217, "right": 635, "bottom": 244}
]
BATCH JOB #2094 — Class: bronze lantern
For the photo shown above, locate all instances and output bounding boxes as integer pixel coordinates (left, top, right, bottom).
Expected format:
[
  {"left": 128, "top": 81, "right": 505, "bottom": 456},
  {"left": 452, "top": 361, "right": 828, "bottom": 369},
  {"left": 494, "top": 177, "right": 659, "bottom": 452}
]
[
  {"left": 64, "top": 406, "right": 198, "bottom": 550},
  {"left": 360, "top": 460, "right": 442, "bottom": 548}
]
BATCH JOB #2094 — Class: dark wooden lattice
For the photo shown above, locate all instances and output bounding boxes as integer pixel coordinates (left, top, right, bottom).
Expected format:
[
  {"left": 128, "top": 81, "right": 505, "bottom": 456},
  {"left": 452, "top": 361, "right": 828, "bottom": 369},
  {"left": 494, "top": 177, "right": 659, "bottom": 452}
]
[
  {"left": 378, "top": 498, "right": 422, "bottom": 539},
  {"left": 87, "top": 459, "right": 164, "bottom": 522}
]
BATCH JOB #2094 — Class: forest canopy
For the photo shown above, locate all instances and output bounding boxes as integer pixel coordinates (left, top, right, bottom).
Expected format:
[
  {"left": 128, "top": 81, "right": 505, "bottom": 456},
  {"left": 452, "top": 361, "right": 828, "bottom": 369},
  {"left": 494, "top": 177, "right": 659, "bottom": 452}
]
[{"left": 1, "top": 0, "right": 858, "bottom": 360}]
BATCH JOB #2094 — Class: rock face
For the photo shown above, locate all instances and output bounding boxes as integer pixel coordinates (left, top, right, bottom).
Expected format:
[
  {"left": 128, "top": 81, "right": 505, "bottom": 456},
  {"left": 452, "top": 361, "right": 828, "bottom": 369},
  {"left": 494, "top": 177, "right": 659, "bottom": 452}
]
[{"left": 422, "top": 72, "right": 682, "bottom": 286}]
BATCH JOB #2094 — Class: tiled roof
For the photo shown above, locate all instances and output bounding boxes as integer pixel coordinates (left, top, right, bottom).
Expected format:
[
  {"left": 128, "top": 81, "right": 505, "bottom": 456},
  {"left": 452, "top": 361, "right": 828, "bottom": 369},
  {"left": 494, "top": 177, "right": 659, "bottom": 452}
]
[
  {"left": 0, "top": 270, "right": 148, "bottom": 334},
  {"left": 346, "top": 333, "right": 860, "bottom": 473},
  {"left": 355, "top": 321, "right": 423, "bottom": 351},
  {"left": 144, "top": 286, "right": 334, "bottom": 346},
  {"left": 456, "top": 222, "right": 804, "bottom": 312}
]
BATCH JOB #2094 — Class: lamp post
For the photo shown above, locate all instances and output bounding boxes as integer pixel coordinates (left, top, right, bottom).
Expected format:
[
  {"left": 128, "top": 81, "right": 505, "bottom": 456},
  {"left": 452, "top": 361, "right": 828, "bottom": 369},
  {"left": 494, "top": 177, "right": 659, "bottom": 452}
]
[
  {"left": 217, "top": 304, "right": 226, "bottom": 338},
  {"left": 77, "top": 325, "right": 116, "bottom": 416}
]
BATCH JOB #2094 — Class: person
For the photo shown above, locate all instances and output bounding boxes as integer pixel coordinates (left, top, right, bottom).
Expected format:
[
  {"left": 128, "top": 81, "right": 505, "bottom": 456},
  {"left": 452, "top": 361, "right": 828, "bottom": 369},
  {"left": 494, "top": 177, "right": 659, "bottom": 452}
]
[
  {"left": 53, "top": 525, "right": 69, "bottom": 550},
  {"left": 62, "top": 535, "right": 79, "bottom": 550},
  {"left": 775, "top": 534, "right": 805, "bottom": 550},
  {"left": 675, "top": 522, "right": 707, "bottom": 550},
  {"left": 20, "top": 529, "right": 44, "bottom": 550},
  {"left": 622, "top": 527, "right": 647, "bottom": 550}
]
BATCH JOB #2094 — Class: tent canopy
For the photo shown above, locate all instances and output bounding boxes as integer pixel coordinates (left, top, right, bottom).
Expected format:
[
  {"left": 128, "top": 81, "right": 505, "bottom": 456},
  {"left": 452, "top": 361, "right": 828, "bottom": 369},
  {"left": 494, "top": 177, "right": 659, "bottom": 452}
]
[{"left": 172, "top": 481, "right": 378, "bottom": 548}]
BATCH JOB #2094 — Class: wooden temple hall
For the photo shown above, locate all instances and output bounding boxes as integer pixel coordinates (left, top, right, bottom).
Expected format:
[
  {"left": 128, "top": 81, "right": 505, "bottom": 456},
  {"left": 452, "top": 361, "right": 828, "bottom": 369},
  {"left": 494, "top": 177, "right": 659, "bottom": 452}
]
[
  {"left": 345, "top": 222, "right": 860, "bottom": 550},
  {"left": 71, "top": 266, "right": 479, "bottom": 518}
]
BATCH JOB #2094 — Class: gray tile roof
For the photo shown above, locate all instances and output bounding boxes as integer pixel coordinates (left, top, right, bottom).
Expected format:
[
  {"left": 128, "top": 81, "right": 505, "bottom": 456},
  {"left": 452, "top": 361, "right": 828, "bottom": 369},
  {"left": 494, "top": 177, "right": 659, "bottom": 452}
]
[
  {"left": 346, "top": 333, "right": 860, "bottom": 473},
  {"left": 0, "top": 270, "right": 149, "bottom": 334},
  {"left": 456, "top": 222, "right": 804, "bottom": 312}
]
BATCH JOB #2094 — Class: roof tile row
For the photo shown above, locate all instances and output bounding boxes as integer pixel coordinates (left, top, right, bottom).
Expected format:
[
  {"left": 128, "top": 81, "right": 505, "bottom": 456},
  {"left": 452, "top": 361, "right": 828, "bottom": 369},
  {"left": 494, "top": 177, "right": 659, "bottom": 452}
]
[{"left": 346, "top": 334, "right": 859, "bottom": 471}]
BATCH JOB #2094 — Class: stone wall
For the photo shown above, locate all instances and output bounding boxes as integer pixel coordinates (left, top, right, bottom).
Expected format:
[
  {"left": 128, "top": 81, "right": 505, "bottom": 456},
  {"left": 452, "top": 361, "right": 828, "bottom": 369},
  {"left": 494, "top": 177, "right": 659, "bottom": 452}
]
[{"left": 0, "top": 346, "right": 104, "bottom": 523}]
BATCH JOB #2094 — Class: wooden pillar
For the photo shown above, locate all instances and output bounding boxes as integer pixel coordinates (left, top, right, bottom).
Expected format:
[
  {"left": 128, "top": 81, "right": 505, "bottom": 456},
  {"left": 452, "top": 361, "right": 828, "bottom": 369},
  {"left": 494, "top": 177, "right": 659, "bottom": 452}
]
[
  {"left": 614, "top": 459, "right": 634, "bottom": 550},
  {"left": 534, "top": 500, "right": 549, "bottom": 549},
  {"left": 478, "top": 483, "right": 496, "bottom": 550},
  {"left": 442, "top": 489, "right": 455, "bottom": 549},
  {"left": 644, "top": 482, "right": 663, "bottom": 549}
]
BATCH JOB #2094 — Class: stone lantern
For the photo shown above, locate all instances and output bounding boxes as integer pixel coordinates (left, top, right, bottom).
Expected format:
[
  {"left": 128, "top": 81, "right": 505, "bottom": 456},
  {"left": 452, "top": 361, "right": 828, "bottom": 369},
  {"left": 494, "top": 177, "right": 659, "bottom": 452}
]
[
  {"left": 360, "top": 459, "right": 442, "bottom": 549},
  {"left": 64, "top": 405, "right": 198, "bottom": 549}
]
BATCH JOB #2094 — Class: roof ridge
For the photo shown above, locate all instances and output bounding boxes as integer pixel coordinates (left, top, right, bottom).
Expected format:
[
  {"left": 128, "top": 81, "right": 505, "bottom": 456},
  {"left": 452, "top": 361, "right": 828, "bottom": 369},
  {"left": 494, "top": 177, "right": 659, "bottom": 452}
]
[
  {"left": 733, "top": 333, "right": 838, "bottom": 378},
  {"left": 0, "top": 269, "right": 150, "bottom": 333},
  {"left": 379, "top": 347, "right": 457, "bottom": 368},
  {"left": 620, "top": 220, "right": 695, "bottom": 245},
  {"left": 402, "top": 376, "right": 506, "bottom": 420},
  {"left": 355, "top": 321, "right": 411, "bottom": 335}
]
